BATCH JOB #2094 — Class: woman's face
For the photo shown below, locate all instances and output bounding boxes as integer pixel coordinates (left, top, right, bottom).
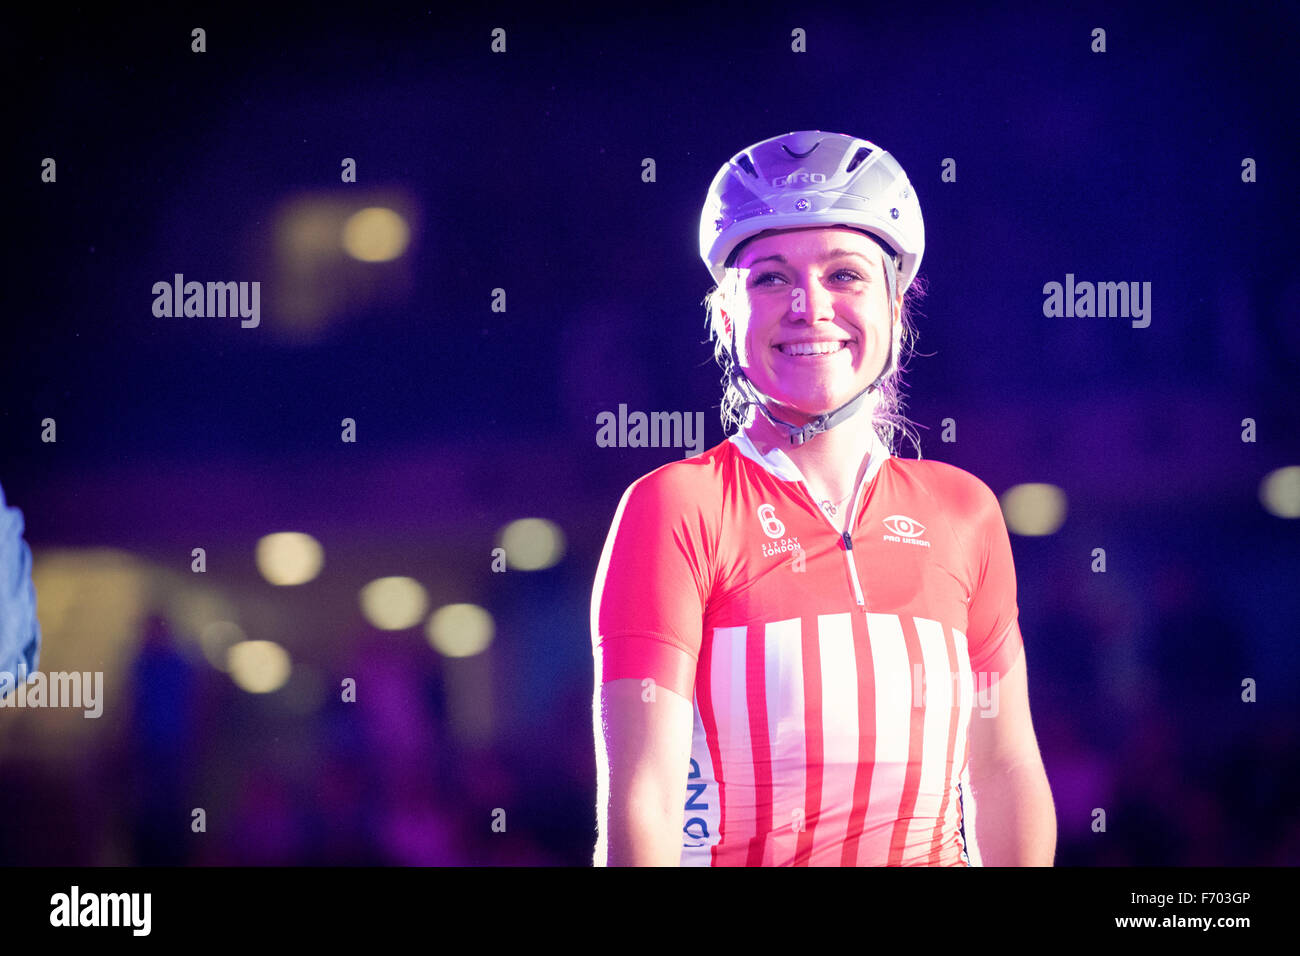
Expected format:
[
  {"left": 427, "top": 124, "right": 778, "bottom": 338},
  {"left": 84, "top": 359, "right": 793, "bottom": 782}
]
[{"left": 725, "top": 225, "right": 903, "bottom": 421}]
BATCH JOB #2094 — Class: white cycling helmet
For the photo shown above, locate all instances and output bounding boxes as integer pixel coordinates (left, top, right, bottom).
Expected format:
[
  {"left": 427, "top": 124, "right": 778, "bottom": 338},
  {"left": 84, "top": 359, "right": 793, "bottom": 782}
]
[{"left": 699, "top": 130, "right": 925, "bottom": 445}]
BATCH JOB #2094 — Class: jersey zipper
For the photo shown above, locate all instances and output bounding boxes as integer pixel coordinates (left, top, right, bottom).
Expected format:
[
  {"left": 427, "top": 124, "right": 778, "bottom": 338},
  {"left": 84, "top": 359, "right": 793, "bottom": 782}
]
[
  {"left": 840, "top": 531, "right": 866, "bottom": 607},
  {"left": 799, "top": 475, "right": 871, "bottom": 609}
]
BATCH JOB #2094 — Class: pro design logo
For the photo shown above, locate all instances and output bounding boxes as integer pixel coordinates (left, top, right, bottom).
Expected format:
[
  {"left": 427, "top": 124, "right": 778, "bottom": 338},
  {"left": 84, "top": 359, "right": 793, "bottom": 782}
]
[{"left": 881, "top": 514, "right": 931, "bottom": 548}]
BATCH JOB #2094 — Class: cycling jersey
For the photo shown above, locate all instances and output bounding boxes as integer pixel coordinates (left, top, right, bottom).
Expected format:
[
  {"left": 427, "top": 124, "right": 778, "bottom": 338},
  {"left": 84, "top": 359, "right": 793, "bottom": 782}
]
[{"left": 591, "top": 428, "right": 1024, "bottom": 866}]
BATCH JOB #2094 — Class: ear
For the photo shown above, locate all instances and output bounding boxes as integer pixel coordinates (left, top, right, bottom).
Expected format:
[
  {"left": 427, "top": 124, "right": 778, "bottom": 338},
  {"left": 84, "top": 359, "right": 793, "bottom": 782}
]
[{"left": 721, "top": 308, "right": 732, "bottom": 338}]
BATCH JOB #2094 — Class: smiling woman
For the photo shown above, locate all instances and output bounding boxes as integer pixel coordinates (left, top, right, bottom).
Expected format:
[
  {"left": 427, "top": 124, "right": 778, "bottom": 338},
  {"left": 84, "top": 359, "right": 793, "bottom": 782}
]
[
  {"left": 713, "top": 226, "right": 907, "bottom": 467},
  {"left": 705, "top": 234, "right": 924, "bottom": 466},
  {"left": 591, "top": 131, "right": 1055, "bottom": 867}
]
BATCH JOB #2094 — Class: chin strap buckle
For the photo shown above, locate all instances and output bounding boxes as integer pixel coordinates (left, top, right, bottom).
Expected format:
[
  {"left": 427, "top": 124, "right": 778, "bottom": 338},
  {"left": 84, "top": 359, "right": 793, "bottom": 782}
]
[{"left": 789, "top": 417, "right": 828, "bottom": 446}]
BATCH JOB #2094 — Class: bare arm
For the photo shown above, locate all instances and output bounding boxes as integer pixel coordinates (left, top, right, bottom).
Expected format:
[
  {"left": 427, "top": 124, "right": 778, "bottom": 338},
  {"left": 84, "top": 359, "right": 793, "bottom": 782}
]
[
  {"left": 593, "top": 677, "right": 694, "bottom": 866},
  {"left": 965, "top": 647, "right": 1057, "bottom": 866}
]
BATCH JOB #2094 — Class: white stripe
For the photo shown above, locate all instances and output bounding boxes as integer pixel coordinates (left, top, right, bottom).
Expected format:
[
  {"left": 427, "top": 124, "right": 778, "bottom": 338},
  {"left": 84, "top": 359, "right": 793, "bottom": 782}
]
[
  {"left": 861, "top": 611, "right": 909, "bottom": 863},
  {"left": 812, "top": 613, "right": 857, "bottom": 865},
  {"left": 903, "top": 617, "right": 956, "bottom": 858},
  {"left": 712, "top": 625, "right": 754, "bottom": 859},
  {"left": 763, "top": 618, "right": 806, "bottom": 865},
  {"left": 952, "top": 628, "right": 980, "bottom": 865}
]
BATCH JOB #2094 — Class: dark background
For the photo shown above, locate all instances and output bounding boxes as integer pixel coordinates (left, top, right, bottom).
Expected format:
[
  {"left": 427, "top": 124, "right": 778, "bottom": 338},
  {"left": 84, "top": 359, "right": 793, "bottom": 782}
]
[{"left": 1, "top": 0, "right": 1297, "bottom": 865}]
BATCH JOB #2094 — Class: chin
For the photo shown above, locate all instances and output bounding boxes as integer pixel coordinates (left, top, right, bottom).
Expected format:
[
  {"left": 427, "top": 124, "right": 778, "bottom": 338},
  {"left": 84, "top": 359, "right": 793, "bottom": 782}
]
[
  {"left": 755, "top": 369, "right": 873, "bottom": 418},
  {"left": 769, "top": 391, "right": 841, "bottom": 420}
]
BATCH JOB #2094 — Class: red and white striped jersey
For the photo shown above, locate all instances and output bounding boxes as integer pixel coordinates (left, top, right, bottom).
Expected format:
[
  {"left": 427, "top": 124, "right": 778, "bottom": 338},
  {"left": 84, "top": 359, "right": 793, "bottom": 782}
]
[{"left": 591, "top": 427, "right": 1025, "bottom": 866}]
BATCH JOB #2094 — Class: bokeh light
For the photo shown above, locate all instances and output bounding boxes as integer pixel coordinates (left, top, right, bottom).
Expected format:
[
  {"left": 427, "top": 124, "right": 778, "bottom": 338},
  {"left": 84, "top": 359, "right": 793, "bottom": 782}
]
[
  {"left": 342, "top": 207, "right": 410, "bottom": 262},
  {"left": 1000, "top": 483, "right": 1068, "bottom": 536},
  {"left": 1259, "top": 465, "right": 1300, "bottom": 518},
  {"left": 498, "top": 518, "right": 566, "bottom": 570},
  {"left": 426, "top": 603, "right": 494, "bottom": 658},
  {"left": 226, "top": 640, "right": 292, "bottom": 693},
  {"left": 255, "top": 532, "right": 324, "bottom": 586},
  {"left": 359, "top": 576, "right": 429, "bottom": 630}
]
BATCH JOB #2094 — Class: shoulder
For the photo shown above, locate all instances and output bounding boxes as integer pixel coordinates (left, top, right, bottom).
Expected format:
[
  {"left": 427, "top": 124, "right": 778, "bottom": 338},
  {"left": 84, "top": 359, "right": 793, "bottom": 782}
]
[
  {"left": 884, "top": 454, "right": 1001, "bottom": 523},
  {"left": 614, "top": 440, "right": 737, "bottom": 515},
  {"left": 613, "top": 442, "right": 738, "bottom": 509}
]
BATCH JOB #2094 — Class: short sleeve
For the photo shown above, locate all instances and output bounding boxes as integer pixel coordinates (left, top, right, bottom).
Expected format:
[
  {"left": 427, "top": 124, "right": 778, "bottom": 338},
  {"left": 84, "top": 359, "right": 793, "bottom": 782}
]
[
  {"left": 964, "top": 478, "right": 1023, "bottom": 686},
  {"left": 590, "top": 467, "right": 712, "bottom": 702}
]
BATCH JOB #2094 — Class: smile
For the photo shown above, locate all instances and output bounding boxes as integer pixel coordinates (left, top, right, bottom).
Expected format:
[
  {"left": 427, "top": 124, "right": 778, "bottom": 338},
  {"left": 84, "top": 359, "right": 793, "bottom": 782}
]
[{"left": 775, "top": 340, "right": 853, "bottom": 357}]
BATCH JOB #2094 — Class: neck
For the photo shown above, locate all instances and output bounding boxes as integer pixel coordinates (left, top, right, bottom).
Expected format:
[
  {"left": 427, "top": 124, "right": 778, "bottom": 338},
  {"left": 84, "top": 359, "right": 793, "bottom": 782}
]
[{"left": 742, "top": 399, "right": 879, "bottom": 505}]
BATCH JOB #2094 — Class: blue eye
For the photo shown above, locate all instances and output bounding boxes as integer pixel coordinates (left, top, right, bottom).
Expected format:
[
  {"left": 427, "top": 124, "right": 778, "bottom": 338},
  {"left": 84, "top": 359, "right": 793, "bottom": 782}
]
[{"left": 751, "top": 269, "right": 863, "bottom": 286}]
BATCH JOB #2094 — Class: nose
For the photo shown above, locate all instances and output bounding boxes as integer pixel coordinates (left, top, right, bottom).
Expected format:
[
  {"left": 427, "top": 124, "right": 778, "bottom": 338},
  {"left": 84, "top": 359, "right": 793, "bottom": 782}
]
[{"left": 789, "top": 270, "right": 838, "bottom": 323}]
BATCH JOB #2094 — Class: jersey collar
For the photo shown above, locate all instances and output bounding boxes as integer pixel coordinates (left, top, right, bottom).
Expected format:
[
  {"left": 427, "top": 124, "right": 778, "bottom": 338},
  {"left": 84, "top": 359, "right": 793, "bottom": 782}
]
[{"left": 728, "top": 426, "right": 892, "bottom": 487}]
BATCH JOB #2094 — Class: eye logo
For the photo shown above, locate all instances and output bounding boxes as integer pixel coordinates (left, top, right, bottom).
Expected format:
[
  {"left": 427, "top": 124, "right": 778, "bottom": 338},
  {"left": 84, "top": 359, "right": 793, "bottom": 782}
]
[{"left": 882, "top": 515, "right": 926, "bottom": 538}]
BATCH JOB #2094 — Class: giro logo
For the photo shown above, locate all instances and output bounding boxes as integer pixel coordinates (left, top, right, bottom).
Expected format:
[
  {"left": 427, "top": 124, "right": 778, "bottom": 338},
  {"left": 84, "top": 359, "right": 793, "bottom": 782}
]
[
  {"left": 882, "top": 514, "right": 931, "bottom": 548},
  {"left": 772, "top": 172, "right": 827, "bottom": 187},
  {"left": 756, "top": 503, "right": 786, "bottom": 539}
]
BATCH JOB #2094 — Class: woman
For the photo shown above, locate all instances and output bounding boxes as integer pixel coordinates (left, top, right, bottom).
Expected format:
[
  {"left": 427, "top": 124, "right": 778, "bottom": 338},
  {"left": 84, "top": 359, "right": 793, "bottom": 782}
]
[{"left": 591, "top": 131, "right": 1055, "bottom": 866}]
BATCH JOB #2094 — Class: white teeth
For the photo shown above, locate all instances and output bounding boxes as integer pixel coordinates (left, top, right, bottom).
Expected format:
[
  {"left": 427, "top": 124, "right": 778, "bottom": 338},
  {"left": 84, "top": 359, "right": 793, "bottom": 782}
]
[{"left": 779, "top": 341, "right": 848, "bottom": 356}]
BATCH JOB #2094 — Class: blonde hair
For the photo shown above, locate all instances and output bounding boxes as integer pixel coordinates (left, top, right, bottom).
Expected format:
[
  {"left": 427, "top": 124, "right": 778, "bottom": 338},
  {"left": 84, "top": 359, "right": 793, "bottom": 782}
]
[{"left": 701, "top": 265, "right": 929, "bottom": 458}]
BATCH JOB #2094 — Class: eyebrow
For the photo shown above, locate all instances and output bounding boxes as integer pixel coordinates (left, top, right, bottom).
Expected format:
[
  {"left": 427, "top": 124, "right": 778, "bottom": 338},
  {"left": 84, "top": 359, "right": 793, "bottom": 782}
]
[{"left": 741, "top": 248, "right": 876, "bottom": 268}]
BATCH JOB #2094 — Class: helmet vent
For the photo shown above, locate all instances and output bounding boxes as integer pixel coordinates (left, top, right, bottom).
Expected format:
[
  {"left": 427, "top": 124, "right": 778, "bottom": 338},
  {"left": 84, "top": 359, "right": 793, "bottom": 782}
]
[
  {"left": 845, "top": 146, "right": 874, "bottom": 174},
  {"left": 736, "top": 154, "right": 758, "bottom": 177},
  {"left": 781, "top": 142, "right": 819, "bottom": 160}
]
